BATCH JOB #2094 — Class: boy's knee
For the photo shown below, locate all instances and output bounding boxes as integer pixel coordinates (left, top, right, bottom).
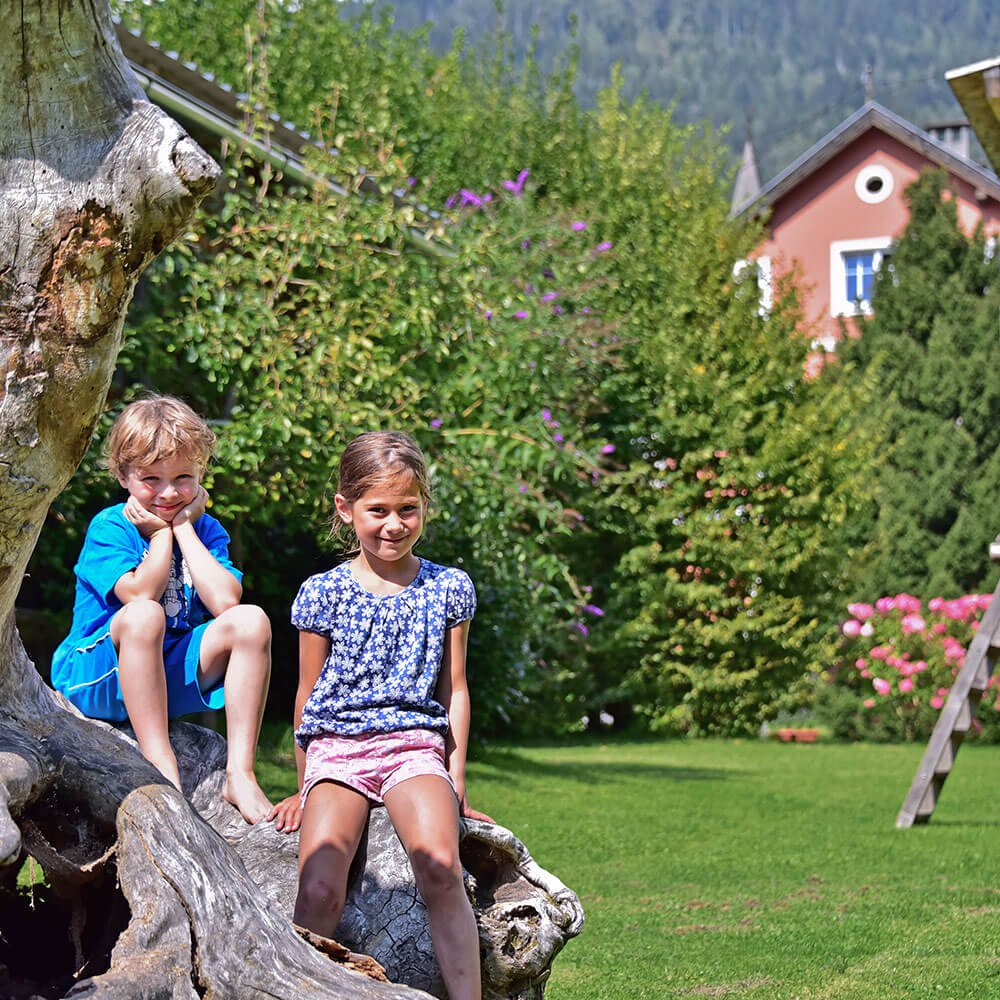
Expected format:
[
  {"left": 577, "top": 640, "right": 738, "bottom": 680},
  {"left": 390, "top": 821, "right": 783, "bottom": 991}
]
[
  {"left": 117, "top": 599, "right": 166, "bottom": 641},
  {"left": 218, "top": 604, "right": 271, "bottom": 645}
]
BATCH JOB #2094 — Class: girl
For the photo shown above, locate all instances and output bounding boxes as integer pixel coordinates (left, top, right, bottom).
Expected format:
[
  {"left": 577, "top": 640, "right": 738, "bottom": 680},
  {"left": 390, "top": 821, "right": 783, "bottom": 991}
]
[{"left": 269, "top": 431, "right": 489, "bottom": 1000}]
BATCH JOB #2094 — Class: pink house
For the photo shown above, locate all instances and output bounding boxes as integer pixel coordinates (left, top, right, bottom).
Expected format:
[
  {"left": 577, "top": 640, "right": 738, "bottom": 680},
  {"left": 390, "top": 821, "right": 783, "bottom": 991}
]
[{"left": 734, "top": 102, "right": 1000, "bottom": 351}]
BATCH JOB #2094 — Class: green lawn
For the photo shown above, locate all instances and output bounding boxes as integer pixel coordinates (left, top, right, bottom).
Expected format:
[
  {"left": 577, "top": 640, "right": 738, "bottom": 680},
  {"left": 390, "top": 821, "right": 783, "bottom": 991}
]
[{"left": 258, "top": 730, "right": 1000, "bottom": 999}]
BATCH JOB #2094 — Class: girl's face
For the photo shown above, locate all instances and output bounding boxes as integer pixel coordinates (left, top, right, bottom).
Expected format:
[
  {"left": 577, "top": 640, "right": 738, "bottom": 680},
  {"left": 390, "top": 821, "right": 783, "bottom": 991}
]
[
  {"left": 335, "top": 474, "right": 425, "bottom": 567},
  {"left": 119, "top": 453, "right": 201, "bottom": 523}
]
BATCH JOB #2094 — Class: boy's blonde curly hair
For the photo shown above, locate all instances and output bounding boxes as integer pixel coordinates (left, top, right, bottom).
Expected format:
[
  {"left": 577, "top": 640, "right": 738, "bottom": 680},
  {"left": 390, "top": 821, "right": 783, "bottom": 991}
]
[{"left": 106, "top": 395, "right": 216, "bottom": 479}]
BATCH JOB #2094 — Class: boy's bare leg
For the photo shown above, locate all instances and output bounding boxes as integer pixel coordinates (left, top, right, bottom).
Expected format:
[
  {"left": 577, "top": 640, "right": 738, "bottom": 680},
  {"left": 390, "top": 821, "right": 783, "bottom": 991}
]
[
  {"left": 199, "top": 605, "right": 273, "bottom": 823},
  {"left": 384, "top": 776, "right": 482, "bottom": 1000},
  {"left": 110, "top": 600, "right": 182, "bottom": 791}
]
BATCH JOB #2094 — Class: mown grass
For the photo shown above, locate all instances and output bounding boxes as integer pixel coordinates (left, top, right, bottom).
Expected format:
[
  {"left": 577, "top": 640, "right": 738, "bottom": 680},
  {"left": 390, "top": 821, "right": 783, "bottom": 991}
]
[{"left": 257, "top": 728, "right": 1000, "bottom": 999}]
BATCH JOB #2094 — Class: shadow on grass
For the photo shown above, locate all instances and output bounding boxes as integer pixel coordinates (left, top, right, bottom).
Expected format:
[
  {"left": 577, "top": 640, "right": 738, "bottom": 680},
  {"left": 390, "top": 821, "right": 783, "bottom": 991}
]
[
  {"left": 468, "top": 747, "right": 731, "bottom": 785},
  {"left": 911, "top": 819, "right": 1000, "bottom": 829}
]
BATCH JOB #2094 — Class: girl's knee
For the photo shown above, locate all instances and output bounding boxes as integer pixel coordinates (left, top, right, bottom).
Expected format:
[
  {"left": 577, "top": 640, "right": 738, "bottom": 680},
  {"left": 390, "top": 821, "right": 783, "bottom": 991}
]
[
  {"left": 296, "top": 869, "right": 347, "bottom": 918},
  {"left": 410, "top": 846, "right": 464, "bottom": 900}
]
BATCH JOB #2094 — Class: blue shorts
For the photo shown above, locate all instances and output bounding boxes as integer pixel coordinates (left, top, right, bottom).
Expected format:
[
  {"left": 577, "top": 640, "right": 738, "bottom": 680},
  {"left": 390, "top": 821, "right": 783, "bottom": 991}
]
[{"left": 56, "top": 622, "right": 225, "bottom": 722}]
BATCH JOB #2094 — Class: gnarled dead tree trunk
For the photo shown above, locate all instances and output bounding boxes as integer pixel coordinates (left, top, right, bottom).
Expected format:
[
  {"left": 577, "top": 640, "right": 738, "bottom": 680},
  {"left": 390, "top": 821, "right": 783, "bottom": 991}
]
[{"left": 0, "top": 3, "right": 581, "bottom": 997}]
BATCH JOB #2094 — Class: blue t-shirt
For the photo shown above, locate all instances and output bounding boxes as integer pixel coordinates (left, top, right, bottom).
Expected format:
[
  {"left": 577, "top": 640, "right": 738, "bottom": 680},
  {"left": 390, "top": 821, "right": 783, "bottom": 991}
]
[
  {"left": 291, "top": 558, "right": 476, "bottom": 745},
  {"left": 51, "top": 503, "right": 242, "bottom": 677}
]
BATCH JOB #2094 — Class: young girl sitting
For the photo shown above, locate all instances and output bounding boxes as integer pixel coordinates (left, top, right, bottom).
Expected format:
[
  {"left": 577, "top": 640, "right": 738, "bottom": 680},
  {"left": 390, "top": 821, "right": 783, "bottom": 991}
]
[{"left": 269, "top": 431, "right": 490, "bottom": 1000}]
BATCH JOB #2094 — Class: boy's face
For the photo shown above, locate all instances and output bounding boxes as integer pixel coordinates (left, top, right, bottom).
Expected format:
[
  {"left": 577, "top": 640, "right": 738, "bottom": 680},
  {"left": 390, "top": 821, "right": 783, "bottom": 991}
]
[{"left": 118, "top": 453, "right": 202, "bottom": 523}]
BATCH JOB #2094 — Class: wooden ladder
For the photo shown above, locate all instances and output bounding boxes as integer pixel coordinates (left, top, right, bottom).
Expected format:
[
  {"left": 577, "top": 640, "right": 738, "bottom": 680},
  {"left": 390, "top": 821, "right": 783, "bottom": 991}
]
[{"left": 896, "top": 563, "right": 1000, "bottom": 828}]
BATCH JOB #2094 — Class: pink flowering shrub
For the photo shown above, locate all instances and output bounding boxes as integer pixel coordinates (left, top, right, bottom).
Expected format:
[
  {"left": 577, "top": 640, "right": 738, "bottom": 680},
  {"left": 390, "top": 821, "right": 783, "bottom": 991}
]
[{"left": 819, "top": 592, "right": 996, "bottom": 741}]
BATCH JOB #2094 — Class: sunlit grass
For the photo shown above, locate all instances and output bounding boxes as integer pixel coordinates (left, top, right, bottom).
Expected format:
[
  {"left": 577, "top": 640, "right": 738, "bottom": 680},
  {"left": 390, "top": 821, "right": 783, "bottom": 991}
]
[{"left": 256, "top": 728, "right": 1000, "bottom": 999}]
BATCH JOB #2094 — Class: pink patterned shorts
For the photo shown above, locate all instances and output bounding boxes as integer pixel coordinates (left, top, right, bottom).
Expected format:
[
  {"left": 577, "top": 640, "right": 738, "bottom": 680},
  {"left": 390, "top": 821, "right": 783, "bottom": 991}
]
[{"left": 301, "top": 728, "right": 455, "bottom": 806}]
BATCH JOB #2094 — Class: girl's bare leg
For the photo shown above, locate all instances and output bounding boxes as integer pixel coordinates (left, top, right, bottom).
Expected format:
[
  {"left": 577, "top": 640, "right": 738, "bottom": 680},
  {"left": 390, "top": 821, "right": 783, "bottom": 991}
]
[
  {"left": 111, "top": 600, "right": 181, "bottom": 790},
  {"left": 384, "top": 776, "right": 481, "bottom": 1000},
  {"left": 294, "top": 781, "right": 371, "bottom": 937},
  {"left": 199, "top": 605, "right": 273, "bottom": 822}
]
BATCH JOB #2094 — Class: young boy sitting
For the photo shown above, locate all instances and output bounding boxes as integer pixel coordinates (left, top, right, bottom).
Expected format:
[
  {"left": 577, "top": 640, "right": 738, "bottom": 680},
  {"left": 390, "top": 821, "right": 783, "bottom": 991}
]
[{"left": 51, "top": 395, "right": 273, "bottom": 824}]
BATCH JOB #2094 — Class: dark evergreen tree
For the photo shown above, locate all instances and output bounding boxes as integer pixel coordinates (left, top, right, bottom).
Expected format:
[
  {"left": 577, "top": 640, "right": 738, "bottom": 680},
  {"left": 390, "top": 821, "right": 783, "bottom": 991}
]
[{"left": 847, "top": 170, "right": 1000, "bottom": 598}]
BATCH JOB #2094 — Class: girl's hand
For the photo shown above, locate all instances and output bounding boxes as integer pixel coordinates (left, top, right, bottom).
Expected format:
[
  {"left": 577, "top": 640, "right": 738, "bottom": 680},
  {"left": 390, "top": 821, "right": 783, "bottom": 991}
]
[
  {"left": 173, "top": 486, "right": 208, "bottom": 528},
  {"left": 457, "top": 789, "right": 495, "bottom": 825},
  {"left": 268, "top": 793, "right": 303, "bottom": 834},
  {"left": 123, "top": 496, "right": 171, "bottom": 540}
]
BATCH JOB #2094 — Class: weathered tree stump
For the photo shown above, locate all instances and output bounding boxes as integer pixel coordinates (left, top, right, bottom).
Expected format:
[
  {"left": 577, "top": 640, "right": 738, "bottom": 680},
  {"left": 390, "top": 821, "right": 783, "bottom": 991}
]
[
  {"left": 0, "top": 2, "right": 582, "bottom": 997},
  {"left": 185, "top": 725, "right": 584, "bottom": 999}
]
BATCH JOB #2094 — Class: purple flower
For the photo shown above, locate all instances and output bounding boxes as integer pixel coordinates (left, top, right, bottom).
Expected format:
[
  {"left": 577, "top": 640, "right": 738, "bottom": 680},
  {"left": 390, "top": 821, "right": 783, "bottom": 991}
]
[
  {"left": 518, "top": 484, "right": 528, "bottom": 493},
  {"left": 593, "top": 241, "right": 613, "bottom": 253},
  {"left": 572, "top": 621, "right": 590, "bottom": 637},
  {"left": 484, "top": 309, "right": 493, "bottom": 320},
  {"left": 445, "top": 194, "right": 458, "bottom": 209},
  {"left": 582, "top": 604, "right": 604, "bottom": 617},
  {"left": 459, "top": 188, "right": 484, "bottom": 207},
  {"left": 541, "top": 291, "right": 559, "bottom": 302},
  {"left": 522, "top": 239, "right": 532, "bottom": 250},
  {"left": 541, "top": 408, "right": 552, "bottom": 421},
  {"left": 581, "top": 306, "right": 591, "bottom": 314},
  {"left": 601, "top": 443, "right": 616, "bottom": 455},
  {"left": 515, "top": 310, "right": 529, "bottom": 319},
  {"left": 542, "top": 268, "right": 556, "bottom": 279},
  {"left": 407, "top": 176, "right": 417, "bottom": 187},
  {"left": 553, "top": 433, "right": 564, "bottom": 443},
  {"left": 502, "top": 168, "right": 530, "bottom": 195},
  {"left": 571, "top": 221, "right": 588, "bottom": 231},
  {"left": 430, "top": 418, "right": 442, "bottom": 429},
  {"left": 552, "top": 305, "right": 564, "bottom": 315}
]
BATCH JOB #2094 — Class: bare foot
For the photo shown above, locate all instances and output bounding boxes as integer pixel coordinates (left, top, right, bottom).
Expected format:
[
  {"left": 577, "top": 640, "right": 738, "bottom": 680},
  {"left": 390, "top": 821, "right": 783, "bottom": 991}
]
[{"left": 223, "top": 769, "right": 273, "bottom": 824}]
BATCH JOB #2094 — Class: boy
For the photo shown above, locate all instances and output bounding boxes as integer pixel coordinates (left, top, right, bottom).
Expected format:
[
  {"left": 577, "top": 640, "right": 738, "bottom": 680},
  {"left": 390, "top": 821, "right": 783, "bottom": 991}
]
[{"left": 51, "top": 396, "right": 273, "bottom": 823}]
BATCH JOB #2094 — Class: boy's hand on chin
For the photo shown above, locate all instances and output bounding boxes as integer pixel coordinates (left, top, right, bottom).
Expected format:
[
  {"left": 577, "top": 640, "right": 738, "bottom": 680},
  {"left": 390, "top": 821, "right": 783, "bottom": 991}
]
[
  {"left": 173, "top": 486, "right": 208, "bottom": 528},
  {"left": 123, "top": 496, "right": 171, "bottom": 539}
]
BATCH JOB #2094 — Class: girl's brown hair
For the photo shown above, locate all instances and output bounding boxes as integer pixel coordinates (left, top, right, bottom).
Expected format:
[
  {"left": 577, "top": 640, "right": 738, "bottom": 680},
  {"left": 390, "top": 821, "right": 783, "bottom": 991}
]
[{"left": 106, "top": 396, "right": 216, "bottom": 479}]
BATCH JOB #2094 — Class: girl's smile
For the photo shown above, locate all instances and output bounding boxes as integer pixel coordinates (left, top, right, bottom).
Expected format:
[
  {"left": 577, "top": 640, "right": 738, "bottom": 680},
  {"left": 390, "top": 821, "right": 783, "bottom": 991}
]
[{"left": 336, "top": 476, "right": 426, "bottom": 572}]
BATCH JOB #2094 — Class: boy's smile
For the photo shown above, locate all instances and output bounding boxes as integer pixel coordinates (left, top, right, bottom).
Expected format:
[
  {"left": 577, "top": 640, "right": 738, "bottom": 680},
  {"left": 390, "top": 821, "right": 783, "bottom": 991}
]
[{"left": 119, "top": 454, "right": 201, "bottom": 523}]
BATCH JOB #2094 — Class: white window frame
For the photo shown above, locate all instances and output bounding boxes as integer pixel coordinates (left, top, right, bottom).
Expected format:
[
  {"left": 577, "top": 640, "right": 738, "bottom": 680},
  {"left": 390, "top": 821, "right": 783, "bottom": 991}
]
[{"left": 829, "top": 237, "right": 893, "bottom": 318}]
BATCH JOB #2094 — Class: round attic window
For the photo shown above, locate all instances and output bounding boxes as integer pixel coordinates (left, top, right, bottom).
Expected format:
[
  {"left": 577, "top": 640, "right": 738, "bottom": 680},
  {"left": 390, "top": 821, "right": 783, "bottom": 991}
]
[{"left": 855, "top": 164, "right": 894, "bottom": 204}]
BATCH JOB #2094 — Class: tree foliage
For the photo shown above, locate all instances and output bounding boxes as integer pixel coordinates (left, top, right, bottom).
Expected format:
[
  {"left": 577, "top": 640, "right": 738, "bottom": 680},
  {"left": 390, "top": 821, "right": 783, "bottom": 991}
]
[
  {"left": 26, "top": 1, "right": 879, "bottom": 735},
  {"left": 845, "top": 170, "right": 1000, "bottom": 599}
]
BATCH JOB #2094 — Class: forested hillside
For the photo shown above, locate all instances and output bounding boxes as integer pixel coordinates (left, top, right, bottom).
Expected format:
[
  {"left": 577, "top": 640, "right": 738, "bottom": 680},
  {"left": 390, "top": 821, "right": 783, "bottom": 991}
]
[{"left": 370, "top": 0, "right": 999, "bottom": 179}]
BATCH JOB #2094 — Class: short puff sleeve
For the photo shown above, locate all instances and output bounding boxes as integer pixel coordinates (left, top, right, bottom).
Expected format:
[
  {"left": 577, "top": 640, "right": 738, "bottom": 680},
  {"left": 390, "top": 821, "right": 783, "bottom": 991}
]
[
  {"left": 291, "top": 574, "right": 336, "bottom": 636},
  {"left": 445, "top": 569, "right": 477, "bottom": 628}
]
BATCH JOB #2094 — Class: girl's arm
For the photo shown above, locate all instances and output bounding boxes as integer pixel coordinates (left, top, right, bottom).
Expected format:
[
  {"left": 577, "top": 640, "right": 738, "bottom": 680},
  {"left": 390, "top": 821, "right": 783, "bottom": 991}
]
[
  {"left": 114, "top": 498, "right": 173, "bottom": 603},
  {"left": 171, "top": 487, "right": 242, "bottom": 617},
  {"left": 270, "top": 629, "right": 330, "bottom": 833},
  {"left": 436, "top": 620, "right": 493, "bottom": 823}
]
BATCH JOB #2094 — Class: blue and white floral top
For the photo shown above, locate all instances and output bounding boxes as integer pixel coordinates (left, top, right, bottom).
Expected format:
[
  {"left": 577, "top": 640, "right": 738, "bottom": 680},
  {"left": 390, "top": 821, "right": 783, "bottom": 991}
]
[{"left": 291, "top": 558, "right": 476, "bottom": 746}]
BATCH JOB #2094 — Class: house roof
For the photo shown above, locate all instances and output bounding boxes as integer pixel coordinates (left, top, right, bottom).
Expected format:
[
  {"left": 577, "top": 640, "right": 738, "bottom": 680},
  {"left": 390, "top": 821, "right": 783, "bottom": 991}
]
[
  {"left": 946, "top": 56, "right": 1000, "bottom": 175},
  {"left": 114, "top": 19, "right": 446, "bottom": 254},
  {"left": 733, "top": 101, "right": 1000, "bottom": 218}
]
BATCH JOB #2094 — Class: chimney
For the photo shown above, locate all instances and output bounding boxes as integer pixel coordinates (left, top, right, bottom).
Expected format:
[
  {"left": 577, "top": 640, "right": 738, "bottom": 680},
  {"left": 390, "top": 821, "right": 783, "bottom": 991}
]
[{"left": 926, "top": 120, "right": 972, "bottom": 159}]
